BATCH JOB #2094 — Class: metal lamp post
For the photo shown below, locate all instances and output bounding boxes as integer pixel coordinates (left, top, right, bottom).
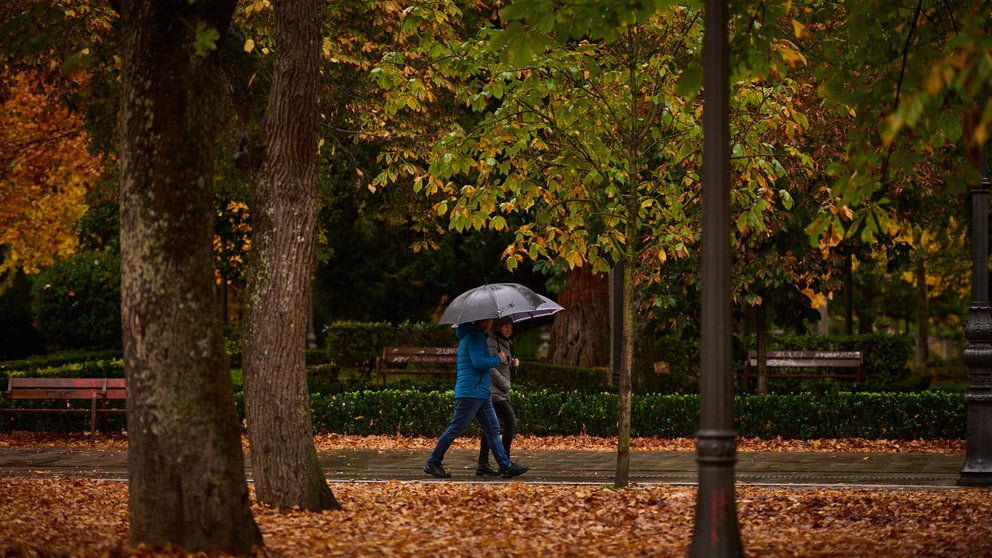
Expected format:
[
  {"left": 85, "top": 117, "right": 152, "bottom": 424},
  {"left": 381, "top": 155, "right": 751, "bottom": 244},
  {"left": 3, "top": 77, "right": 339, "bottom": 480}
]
[
  {"left": 959, "top": 104, "right": 992, "bottom": 487},
  {"left": 689, "top": 0, "right": 743, "bottom": 555}
]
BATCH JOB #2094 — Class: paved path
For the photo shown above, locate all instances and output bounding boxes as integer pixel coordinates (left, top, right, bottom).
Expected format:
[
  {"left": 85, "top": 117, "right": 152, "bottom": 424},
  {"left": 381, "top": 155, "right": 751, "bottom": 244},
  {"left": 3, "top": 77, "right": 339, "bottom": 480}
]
[{"left": 0, "top": 446, "right": 966, "bottom": 488}]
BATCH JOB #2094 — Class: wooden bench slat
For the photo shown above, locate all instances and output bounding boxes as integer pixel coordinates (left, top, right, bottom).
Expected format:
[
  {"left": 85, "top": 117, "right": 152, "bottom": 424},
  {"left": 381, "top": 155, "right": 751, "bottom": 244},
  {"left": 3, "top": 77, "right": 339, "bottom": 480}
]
[
  {"left": 747, "top": 358, "right": 863, "bottom": 367},
  {"left": 2, "top": 377, "right": 127, "bottom": 438},
  {"left": 8, "top": 378, "right": 125, "bottom": 388},
  {"left": 381, "top": 355, "right": 457, "bottom": 364},
  {"left": 376, "top": 347, "right": 458, "bottom": 382},
  {"left": 746, "top": 350, "right": 862, "bottom": 360},
  {"left": 7, "top": 388, "right": 112, "bottom": 400},
  {"left": 748, "top": 373, "right": 861, "bottom": 379},
  {"left": 743, "top": 350, "right": 864, "bottom": 384},
  {"left": 382, "top": 347, "right": 457, "bottom": 356}
]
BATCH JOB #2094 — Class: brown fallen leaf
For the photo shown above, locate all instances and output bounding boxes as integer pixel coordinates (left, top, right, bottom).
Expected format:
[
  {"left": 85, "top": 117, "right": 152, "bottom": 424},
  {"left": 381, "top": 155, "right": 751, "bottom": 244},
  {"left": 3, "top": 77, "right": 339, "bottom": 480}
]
[
  {"left": 1, "top": 479, "right": 990, "bottom": 557},
  {"left": 0, "top": 432, "right": 967, "bottom": 454}
]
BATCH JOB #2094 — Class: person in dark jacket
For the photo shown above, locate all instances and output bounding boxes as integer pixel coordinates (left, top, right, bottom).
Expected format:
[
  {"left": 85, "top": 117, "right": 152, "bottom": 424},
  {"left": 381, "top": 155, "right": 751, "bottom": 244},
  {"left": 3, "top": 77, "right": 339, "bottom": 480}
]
[
  {"left": 476, "top": 316, "right": 519, "bottom": 476},
  {"left": 424, "top": 318, "right": 529, "bottom": 479}
]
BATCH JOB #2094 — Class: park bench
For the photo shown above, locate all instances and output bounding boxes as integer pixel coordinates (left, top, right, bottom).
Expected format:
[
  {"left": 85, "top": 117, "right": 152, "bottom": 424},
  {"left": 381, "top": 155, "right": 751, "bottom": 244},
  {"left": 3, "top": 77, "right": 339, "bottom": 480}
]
[
  {"left": 375, "top": 347, "right": 458, "bottom": 383},
  {"left": 1, "top": 377, "right": 126, "bottom": 439},
  {"left": 743, "top": 350, "right": 864, "bottom": 385}
]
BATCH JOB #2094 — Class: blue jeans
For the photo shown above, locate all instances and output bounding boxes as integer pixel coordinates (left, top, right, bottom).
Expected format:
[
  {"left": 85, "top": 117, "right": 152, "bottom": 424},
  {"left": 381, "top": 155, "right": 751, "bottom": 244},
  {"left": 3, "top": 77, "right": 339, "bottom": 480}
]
[{"left": 427, "top": 398, "right": 512, "bottom": 470}]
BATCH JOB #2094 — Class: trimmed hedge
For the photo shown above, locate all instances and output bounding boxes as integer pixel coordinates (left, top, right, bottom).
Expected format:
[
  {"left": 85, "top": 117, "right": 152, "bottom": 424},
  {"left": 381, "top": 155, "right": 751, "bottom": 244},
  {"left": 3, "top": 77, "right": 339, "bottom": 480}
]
[
  {"left": 2, "top": 387, "right": 964, "bottom": 439},
  {"left": 0, "top": 353, "right": 124, "bottom": 381},
  {"left": 305, "top": 389, "right": 965, "bottom": 440}
]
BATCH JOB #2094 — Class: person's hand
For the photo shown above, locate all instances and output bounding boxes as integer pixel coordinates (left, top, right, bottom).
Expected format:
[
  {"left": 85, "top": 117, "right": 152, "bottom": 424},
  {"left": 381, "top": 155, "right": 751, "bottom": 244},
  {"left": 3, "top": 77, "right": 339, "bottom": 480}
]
[
  {"left": 498, "top": 352, "right": 507, "bottom": 364},
  {"left": 511, "top": 357, "right": 519, "bottom": 368}
]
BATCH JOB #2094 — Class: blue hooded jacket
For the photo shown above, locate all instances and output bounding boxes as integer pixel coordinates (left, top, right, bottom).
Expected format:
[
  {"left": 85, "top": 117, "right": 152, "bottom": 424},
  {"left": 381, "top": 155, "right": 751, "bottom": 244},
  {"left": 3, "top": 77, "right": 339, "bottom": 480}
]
[{"left": 454, "top": 322, "right": 501, "bottom": 399}]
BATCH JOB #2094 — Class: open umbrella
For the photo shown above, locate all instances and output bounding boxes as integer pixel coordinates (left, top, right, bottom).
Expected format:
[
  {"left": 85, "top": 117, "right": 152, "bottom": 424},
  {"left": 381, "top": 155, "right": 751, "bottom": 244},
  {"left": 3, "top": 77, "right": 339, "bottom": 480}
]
[{"left": 438, "top": 283, "right": 564, "bottom": 325}]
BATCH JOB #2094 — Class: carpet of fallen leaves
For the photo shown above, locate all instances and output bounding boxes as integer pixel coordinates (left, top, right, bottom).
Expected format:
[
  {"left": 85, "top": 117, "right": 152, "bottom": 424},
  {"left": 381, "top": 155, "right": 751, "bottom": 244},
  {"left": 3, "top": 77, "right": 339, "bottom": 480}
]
[
  {"left": 1, "top": 433, "right": 988, "bottom": 557},
  {"left": 0, "top": 431, "right": 969, "bottom": 454}
]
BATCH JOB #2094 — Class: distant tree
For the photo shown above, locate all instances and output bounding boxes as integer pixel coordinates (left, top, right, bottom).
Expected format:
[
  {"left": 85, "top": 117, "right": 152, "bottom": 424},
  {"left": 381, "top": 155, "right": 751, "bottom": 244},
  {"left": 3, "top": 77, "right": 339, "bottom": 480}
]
[
  {"left": 0, "top": 71, "right": 102, "bottom": 292},
  {"left": 802, "top": 1, "right": 988, "bottom": 245}
]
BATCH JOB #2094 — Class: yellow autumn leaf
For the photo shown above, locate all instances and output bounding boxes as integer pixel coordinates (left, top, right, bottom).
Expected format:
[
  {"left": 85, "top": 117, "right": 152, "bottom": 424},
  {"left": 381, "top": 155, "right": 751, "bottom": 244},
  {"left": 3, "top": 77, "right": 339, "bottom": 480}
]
[{"left": 0, "top": 72, "right": 101, "bottom": 288}]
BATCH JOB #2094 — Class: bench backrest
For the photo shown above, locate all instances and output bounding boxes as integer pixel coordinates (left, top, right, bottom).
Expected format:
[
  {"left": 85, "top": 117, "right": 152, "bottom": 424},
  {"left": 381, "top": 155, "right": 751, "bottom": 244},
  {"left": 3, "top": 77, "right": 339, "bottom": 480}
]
[
  {"left": 5, "top": 377, "right": 126, "bottom": 400},
  {"left": 380, "top": 347, "right": 458, "bottom": 365},
  {"left": 746, "top": 350, "right": 862, "bottom": 368}
]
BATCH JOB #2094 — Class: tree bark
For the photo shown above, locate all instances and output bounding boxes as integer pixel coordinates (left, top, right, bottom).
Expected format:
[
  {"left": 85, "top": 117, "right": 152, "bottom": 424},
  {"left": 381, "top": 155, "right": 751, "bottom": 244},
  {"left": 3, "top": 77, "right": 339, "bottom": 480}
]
[
  {"left": 756, "top": 299, "right": 768, "bottom": 395},
  {"left": 844, "top": 252, "right": 854, "bottom": 334},
  {"left": 119, "top": 1, "right": 262, "bottom": 552},
  {"left": 242, "top": 0, "right": 340, "bottom": 511},
  {"left": 615, "top": 258, "right": 635, "bottom": 488},
  {"left": 548, "top": 266, "right": 610, "bottom": 368}
]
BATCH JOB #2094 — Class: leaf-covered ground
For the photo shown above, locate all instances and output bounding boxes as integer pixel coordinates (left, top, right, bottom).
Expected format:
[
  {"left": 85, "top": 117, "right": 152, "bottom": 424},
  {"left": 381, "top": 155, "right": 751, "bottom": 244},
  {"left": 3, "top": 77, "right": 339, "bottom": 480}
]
[
  {"left": 0, "top": 431, "right": 968, "bottom": 454},
  {"left": 0, "top": 433, "right": 987, "bottom": 557}
]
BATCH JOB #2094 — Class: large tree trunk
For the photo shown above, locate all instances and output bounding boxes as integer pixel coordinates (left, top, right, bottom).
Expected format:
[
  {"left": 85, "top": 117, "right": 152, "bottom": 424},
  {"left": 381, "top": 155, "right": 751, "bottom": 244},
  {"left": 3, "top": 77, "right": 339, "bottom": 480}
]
[
  {"left": 242, "top": 0, "right": 339, "bottom": 511},
  {"left": 119, "top": 1, "right": 262, "bottom": 553},
  {"left": 548, "top": 266, "right": 610, "bottom": 368}
]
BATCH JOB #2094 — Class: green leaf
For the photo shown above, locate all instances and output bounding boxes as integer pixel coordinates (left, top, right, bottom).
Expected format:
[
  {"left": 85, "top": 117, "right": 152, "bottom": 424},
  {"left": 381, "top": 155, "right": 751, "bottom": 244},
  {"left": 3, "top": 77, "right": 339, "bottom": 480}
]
[
  {"left": 675, "top": 65, "right": 703, "bottom": 99},
  {"left": 777, "top": 189, "right": 794, "bottom": 210},
  {"left": 192, "top": 20, "right": 220, "bottom": 57}
]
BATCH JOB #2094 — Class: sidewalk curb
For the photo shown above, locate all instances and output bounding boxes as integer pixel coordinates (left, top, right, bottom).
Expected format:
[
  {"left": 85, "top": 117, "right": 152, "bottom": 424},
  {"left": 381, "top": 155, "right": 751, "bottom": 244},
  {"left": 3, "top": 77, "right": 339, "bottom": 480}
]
[{"left": 0, "top": 447, "right": 966, "bottom": 488}]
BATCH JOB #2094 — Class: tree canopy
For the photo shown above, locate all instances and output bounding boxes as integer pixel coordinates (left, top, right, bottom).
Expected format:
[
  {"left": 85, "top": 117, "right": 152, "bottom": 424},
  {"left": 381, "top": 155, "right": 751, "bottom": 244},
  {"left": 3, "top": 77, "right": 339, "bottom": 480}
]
[{"left": 0, "top": 71, "right": 104, "bottom": 290}]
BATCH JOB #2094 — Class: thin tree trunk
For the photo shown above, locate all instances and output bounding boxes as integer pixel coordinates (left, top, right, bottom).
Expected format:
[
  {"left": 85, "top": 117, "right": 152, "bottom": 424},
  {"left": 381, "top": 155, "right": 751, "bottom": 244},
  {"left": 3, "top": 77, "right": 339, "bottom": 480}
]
[
  {"left": 615, "top": 153, "right": 641, "bottom": 489},
  {"left": 119, "top": 1, "right": 262, "bottom": 552},
  {"left": 756, "top": 299, "right": 768, "bottom": 395},
  {"left": 916, "top": 251, "right": 930, "bottom": 364},
  {"left": 844, "top": 252, "right": 854, "bottom": 335},
  {"left": 615, "top": 256, "right": 635, "bottom": 488},
  {"left": 242, "top": 0, "right": 339, "bottom": 511}
]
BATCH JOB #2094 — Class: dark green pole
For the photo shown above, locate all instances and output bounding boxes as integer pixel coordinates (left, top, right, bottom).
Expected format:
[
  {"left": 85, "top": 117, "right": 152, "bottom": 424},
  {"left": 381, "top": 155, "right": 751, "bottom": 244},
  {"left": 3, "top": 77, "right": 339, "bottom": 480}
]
[
  {"left": 959, "top": 95, "right": 992, "bottom": 487},
  {"left": 689, "top": 0, "right": 743, "bottom": 556}
]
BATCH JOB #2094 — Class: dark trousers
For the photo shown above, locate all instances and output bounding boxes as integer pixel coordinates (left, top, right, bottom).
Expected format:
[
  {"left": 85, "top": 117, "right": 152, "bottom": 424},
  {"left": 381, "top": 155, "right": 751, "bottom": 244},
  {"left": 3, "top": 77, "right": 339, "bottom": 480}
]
[
  {"left": 479, "top": 398, "right": 517, "bottom": 464},
  {"left": 429, "top": 397, "right": 511, "bottom": 469}
]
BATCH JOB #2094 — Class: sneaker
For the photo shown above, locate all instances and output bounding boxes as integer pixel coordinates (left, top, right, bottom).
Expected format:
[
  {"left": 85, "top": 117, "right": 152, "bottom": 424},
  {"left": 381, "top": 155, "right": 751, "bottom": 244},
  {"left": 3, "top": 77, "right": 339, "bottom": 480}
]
[
  {"left": 424, "top": 462, "right": 451, "bottom": 478},
  {"left": 500, "top": 462, "right": 529, "bottom": 478},
  {"left": 476, "top": 463, "right": 500, "bottom": 477}
]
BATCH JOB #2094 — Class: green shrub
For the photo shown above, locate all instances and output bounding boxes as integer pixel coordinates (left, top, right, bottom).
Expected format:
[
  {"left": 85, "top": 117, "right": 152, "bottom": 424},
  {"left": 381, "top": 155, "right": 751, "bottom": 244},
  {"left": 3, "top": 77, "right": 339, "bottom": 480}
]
[
  {"left": 0, "top": 271, "right": 43, "bottom": 359},
  {"left": 31, "top": 251, "right": 122, "bottom": 352},
  {"left": 0, "top": 353, "right": 124, "bottom": 385},
  {"left": 324, "top": 322, "right": 391, "bottom": 371},
  {"left": 514, "top": 361, "right": 611, "bottom": 391},
  {"left": 734, "top": 392, "right": 964, "bottom": 438},
  {"left": 301, "top": 389, "right": 965, "bottom": 440},
  {"left": 309, "top": 389, "right": 454, "bottom": 436},
  {"left": 324, "top": 321, "right": 458, "bottom": 374},
  {"left": 633, "top": 393, "right": 699, "bottom": 437},
  {"left": 652, "top": 332, "right": 701, "bottom": 393}
]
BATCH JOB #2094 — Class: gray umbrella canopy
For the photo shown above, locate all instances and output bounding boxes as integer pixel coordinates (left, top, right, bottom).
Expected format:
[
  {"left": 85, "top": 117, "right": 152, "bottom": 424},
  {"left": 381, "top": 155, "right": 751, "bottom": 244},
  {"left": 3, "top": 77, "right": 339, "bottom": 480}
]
[{"left": 438, "top": 283, "right": 564, "bottom": 325}]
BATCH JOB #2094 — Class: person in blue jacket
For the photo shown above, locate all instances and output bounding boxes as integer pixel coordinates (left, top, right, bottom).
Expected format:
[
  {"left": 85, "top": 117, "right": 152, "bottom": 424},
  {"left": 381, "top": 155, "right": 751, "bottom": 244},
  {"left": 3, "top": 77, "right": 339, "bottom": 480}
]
[{"left": 424, "top": 318, "right": 530, "bottom": 479}]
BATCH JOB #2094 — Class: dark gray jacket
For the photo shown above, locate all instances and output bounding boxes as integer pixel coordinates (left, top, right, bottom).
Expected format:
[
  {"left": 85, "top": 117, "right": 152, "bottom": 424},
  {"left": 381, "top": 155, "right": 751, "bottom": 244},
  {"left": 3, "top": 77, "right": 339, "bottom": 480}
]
[{"left": 487, "top": 334, "right": 513, "bottom": 402}]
